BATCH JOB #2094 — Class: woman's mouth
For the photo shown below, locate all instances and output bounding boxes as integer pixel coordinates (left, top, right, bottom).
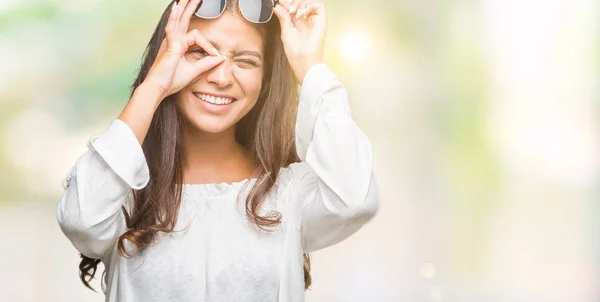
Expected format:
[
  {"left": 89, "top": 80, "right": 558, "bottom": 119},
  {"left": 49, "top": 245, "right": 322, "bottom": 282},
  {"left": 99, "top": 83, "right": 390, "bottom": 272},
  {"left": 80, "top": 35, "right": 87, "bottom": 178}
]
[
  {"left": 193, "top": 93, "right": 236, "bottom": 106},
  {"left": 192, "top": 92, "right": 238, "bottom": 115}
]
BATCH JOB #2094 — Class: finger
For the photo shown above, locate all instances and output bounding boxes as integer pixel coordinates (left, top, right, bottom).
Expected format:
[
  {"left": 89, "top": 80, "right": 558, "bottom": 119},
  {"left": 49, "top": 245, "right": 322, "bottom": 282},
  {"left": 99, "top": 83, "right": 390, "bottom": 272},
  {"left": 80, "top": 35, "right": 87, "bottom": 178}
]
[
  {"left": 300, "top": 2, "right": 321, "bottom": 19},
  {"left": 273, "top": 5, "right": 294, "bottom": 30},
  {"left": 186, "top": 56, "right": 225, "bottom": 83},
  {"left": 295, "top": 1, "right": 312, "bottom": 19},
  {"left": 186, "top": 29, "right": 219, "bottom": 56},
  {"left": 165, "top": 1, "right": 179, "bottom": 39},
  {"left": 180, "top": 0, "right": 201, "bottom": 30},
  {"left": 289, "top": 0, "right": 301, "bottom": 14},
  {"left": 315, "top": 2, "right": 325, "bottom": 14},
  {"left": 176, "top": 0, "right": 190, "bottom": 21},
  {"left": 195, "top": 55, "right": 225, "bottom": 73},
  {"left": 278, "top": 0, "right": 292, "bottom": 11}
]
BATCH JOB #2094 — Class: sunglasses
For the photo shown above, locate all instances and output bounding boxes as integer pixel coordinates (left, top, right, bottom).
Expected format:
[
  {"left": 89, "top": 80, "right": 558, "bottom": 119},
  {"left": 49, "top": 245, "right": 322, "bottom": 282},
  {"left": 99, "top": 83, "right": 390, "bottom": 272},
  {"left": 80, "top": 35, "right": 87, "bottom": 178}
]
[{"left": 194, "top": 0, "right": 280, "bottom": 24}]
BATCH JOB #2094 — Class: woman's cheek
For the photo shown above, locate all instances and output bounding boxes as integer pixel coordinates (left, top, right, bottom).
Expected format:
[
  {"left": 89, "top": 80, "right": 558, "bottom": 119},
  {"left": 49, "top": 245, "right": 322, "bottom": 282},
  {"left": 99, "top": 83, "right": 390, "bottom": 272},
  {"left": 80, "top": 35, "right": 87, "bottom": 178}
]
[{"left": 235, "top": 68, "right": 263, "bottom": 95}]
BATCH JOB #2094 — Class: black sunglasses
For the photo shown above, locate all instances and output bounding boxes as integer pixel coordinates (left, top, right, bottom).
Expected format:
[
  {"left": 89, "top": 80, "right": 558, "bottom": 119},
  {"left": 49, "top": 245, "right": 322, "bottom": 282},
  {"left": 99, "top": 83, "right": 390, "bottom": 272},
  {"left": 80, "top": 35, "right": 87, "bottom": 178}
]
[{"left": 194, "top": 0, "right": 280, "bottom": 24}]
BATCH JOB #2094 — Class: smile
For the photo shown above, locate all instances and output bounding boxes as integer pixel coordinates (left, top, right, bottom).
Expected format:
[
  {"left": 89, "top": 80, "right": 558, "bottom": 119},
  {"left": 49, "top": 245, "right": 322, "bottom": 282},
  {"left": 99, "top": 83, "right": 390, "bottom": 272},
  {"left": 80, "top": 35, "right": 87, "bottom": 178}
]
[{"left": 193, "top": 93, "right": 236, "bottom": 105}]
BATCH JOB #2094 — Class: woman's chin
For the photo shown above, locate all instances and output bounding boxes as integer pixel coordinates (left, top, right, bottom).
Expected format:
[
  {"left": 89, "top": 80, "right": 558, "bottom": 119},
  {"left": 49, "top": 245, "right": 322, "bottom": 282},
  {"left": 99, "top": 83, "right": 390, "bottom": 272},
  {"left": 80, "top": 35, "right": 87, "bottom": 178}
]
[{"left": 187, "top": 117, "right": 235, "bottom": 134}]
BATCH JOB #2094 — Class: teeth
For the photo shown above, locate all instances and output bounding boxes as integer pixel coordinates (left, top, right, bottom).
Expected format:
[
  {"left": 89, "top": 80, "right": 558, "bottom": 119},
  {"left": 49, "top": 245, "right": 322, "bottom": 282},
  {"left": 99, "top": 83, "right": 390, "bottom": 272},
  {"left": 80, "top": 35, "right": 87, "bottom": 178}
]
[{"left": 194, "top": 93, "right": 233, "bottom": 105}]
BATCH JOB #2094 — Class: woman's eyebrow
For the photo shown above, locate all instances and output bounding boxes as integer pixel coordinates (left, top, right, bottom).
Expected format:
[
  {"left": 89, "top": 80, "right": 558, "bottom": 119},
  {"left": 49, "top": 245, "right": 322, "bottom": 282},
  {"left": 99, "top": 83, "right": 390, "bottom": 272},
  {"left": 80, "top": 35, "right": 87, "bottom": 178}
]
[
  {"left": 209, "top": 41, "right": 262, "bottom": 60},
  {"left": 232, "top": 50, "right": 262, "bottom": 60}
]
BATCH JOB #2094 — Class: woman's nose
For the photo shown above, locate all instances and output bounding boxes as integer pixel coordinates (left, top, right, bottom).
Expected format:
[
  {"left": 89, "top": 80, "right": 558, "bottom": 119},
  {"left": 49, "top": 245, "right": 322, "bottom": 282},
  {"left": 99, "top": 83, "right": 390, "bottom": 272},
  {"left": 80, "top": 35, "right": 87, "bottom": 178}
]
[{"left": 206, "top": 58, "right": 234, "bottom": 88}]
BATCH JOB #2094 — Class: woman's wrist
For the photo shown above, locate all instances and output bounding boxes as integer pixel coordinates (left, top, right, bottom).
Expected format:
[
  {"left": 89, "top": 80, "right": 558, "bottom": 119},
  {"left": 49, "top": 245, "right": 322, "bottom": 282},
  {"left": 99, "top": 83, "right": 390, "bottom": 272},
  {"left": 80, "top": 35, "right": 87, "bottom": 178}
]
[
  {"left": 294, "top": 58, "right": 323, "bottom": 85},
  {"left": 135, "top": 82, "right": 168, "bottom": 109},
  {"left": 118, "top": 83, "right": 165, "bottom": 145}
]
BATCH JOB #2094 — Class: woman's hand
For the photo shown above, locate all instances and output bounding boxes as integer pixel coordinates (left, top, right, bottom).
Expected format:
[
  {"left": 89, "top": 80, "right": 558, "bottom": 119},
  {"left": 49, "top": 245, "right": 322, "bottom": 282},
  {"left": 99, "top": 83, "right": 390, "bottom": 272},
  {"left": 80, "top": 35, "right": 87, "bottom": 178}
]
[
  {"left": 273, "top": 0, "right": 327, "bottom": 84},
  {"left": 144, "top": 0, "right": 225, "bottom": 100}
]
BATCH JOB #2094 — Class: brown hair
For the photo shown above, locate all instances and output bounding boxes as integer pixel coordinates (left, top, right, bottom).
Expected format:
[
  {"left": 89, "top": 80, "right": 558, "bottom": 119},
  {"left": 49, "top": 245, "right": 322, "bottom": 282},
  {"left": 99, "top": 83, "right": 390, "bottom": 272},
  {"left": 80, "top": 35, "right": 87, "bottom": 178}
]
[{"left": 78, "top": 0, "right": 311, "bottom": 292}]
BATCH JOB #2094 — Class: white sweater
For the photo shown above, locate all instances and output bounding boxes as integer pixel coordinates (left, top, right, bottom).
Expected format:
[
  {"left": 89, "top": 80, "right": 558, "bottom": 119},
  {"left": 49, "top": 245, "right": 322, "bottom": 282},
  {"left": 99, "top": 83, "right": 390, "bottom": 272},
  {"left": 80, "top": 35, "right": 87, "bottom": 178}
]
[{"left": 57, "top": 63, "right": 380, "bottom": 302}]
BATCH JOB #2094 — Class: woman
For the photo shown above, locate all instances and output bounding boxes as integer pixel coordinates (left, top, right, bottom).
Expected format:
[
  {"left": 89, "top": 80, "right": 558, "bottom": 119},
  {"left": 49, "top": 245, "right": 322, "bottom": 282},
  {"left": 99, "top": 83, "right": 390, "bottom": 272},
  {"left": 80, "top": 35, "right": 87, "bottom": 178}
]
[{"left": 57, "top": 0, "right": 379, "bottom": 301}]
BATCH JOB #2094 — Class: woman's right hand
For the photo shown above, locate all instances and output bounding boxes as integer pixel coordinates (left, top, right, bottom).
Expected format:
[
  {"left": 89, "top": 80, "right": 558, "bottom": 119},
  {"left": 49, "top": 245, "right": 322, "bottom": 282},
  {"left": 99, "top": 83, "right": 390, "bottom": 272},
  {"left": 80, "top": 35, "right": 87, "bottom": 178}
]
[{"left": 144, "top": 0, "right": 225, "bottom": 100}]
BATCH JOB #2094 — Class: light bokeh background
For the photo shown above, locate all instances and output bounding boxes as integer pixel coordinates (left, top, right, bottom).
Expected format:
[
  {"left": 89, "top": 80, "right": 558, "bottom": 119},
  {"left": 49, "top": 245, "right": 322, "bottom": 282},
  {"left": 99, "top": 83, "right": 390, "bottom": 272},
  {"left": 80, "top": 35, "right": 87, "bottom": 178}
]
[{"left": 1, "top": 0, "right": 599, "bottom": 301}]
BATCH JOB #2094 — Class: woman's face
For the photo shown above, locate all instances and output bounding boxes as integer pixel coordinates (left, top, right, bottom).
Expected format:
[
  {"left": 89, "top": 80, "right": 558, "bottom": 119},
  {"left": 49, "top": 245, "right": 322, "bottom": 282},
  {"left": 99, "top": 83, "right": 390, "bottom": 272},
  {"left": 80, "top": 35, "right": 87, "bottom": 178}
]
[{"left": 175, "top": 12, "right": 264, "bottom": 134}]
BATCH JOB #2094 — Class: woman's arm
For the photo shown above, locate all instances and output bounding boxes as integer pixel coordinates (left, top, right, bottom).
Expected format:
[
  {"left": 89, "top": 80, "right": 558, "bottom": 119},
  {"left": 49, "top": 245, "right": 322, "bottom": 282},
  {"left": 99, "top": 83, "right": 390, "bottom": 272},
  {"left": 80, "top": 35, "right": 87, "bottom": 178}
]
[
  {"left": 291, "top": 63, "right": 380, "bottom": 253},
  {"left": 57, "top": 82, "right": 163, "bottom": 259},
  {"left": 118, "top": 83, "right": 164, "bottom": 145},
  {"left": 57, "top": 0, "right": 223, "bottom": 258},
  {"left": 56, "top": 118, "right": 150, "bottom": 259},
  {"left": 274, "top": 2, "right": 377, "bottom": 252}
]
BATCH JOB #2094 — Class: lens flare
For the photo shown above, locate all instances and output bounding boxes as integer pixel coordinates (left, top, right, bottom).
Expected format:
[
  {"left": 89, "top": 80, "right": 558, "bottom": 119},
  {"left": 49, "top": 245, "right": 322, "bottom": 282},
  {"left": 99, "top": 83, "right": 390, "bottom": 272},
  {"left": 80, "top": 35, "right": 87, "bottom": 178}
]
[{"left": 338, "top": 30, "right": 370, "bottom": 63}]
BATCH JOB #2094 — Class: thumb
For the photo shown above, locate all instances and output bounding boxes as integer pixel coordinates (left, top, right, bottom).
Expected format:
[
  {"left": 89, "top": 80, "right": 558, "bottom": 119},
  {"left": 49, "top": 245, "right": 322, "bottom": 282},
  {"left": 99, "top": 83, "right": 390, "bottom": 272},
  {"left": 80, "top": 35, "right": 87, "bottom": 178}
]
[{"left": 273, "top": 5, "right": 293, "bottom": 33}]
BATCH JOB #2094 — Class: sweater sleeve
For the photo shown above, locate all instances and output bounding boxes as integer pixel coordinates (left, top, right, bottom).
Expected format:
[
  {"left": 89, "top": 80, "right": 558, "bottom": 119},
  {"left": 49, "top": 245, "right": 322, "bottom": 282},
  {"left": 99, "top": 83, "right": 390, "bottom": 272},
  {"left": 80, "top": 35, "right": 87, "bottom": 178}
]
[
  {"left": 290, "top": 63, "right": 380, "bottom": 254},
  {"left": 56, "top": 119, "right": 150, "bottom": 259}
]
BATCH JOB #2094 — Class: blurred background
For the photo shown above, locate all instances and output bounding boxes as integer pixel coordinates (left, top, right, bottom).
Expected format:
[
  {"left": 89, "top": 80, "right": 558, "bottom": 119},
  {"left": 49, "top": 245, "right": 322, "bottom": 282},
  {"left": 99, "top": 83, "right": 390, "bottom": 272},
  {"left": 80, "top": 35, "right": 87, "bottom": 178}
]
[{"left": 0, "top": 0, "right": 598, "bottom": 301}]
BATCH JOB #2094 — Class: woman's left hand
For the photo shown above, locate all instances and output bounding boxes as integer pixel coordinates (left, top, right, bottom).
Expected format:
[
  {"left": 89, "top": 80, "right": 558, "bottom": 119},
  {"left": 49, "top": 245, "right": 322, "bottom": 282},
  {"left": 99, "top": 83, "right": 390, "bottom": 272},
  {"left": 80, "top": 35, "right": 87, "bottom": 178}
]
[{"left": 273, "top": 0, "right": 326, "bottom": 84}]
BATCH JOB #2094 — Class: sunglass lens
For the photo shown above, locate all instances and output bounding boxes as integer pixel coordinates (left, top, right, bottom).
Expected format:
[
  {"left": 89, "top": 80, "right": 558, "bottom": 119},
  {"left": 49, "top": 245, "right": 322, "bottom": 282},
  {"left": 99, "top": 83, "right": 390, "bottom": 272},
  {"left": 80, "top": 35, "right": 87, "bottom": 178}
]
[
  {"left": 195, "top": 0, "right": 227, "bottom": 18},
  {"left": 239, "top": 0, "right": 273, "bottom": 23}
]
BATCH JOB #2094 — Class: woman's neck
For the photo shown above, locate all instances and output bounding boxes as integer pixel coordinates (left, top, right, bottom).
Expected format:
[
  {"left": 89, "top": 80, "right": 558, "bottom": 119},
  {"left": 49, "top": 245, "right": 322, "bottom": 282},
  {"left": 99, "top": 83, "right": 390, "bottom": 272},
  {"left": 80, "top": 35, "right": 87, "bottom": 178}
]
[{"left": 181, "top": 126, "right": 255, "bottom": 184}]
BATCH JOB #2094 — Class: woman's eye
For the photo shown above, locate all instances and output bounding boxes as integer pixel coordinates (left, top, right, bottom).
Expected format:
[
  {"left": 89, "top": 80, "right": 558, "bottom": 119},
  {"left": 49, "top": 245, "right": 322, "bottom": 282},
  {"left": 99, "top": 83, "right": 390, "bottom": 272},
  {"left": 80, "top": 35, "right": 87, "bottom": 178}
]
[
  {"left": 190, "top": 48, "right": 208, "bottom": 56},
  {"left": 236, "top": 59, "right": 260, "bottom": 68}
]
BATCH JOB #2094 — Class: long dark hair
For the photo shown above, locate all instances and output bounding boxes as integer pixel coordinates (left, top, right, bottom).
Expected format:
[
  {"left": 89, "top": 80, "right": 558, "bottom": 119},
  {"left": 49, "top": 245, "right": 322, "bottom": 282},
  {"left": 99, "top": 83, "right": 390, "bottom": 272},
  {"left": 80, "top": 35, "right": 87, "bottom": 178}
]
[{"left": 78, "top": 0, "right": 311, "bottom": 292}]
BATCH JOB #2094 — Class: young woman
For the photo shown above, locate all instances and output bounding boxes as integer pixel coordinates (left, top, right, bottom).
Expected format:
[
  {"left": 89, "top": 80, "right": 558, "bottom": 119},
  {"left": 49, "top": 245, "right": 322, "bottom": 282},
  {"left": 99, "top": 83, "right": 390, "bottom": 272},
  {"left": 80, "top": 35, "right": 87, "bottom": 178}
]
[{"left": 57, "top": 0, "right": 379, "bottom": 301}]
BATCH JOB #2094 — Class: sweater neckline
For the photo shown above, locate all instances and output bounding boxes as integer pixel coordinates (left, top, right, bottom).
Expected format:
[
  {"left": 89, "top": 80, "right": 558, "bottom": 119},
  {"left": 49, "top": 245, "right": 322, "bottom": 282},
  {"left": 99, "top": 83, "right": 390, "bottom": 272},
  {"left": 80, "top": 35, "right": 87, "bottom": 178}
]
[
  {"left": 182, "top": 178, "right": 258, "bottom": 197},
  {"left": 179, "top": 163, "right": 303, "bottom": 197}
]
